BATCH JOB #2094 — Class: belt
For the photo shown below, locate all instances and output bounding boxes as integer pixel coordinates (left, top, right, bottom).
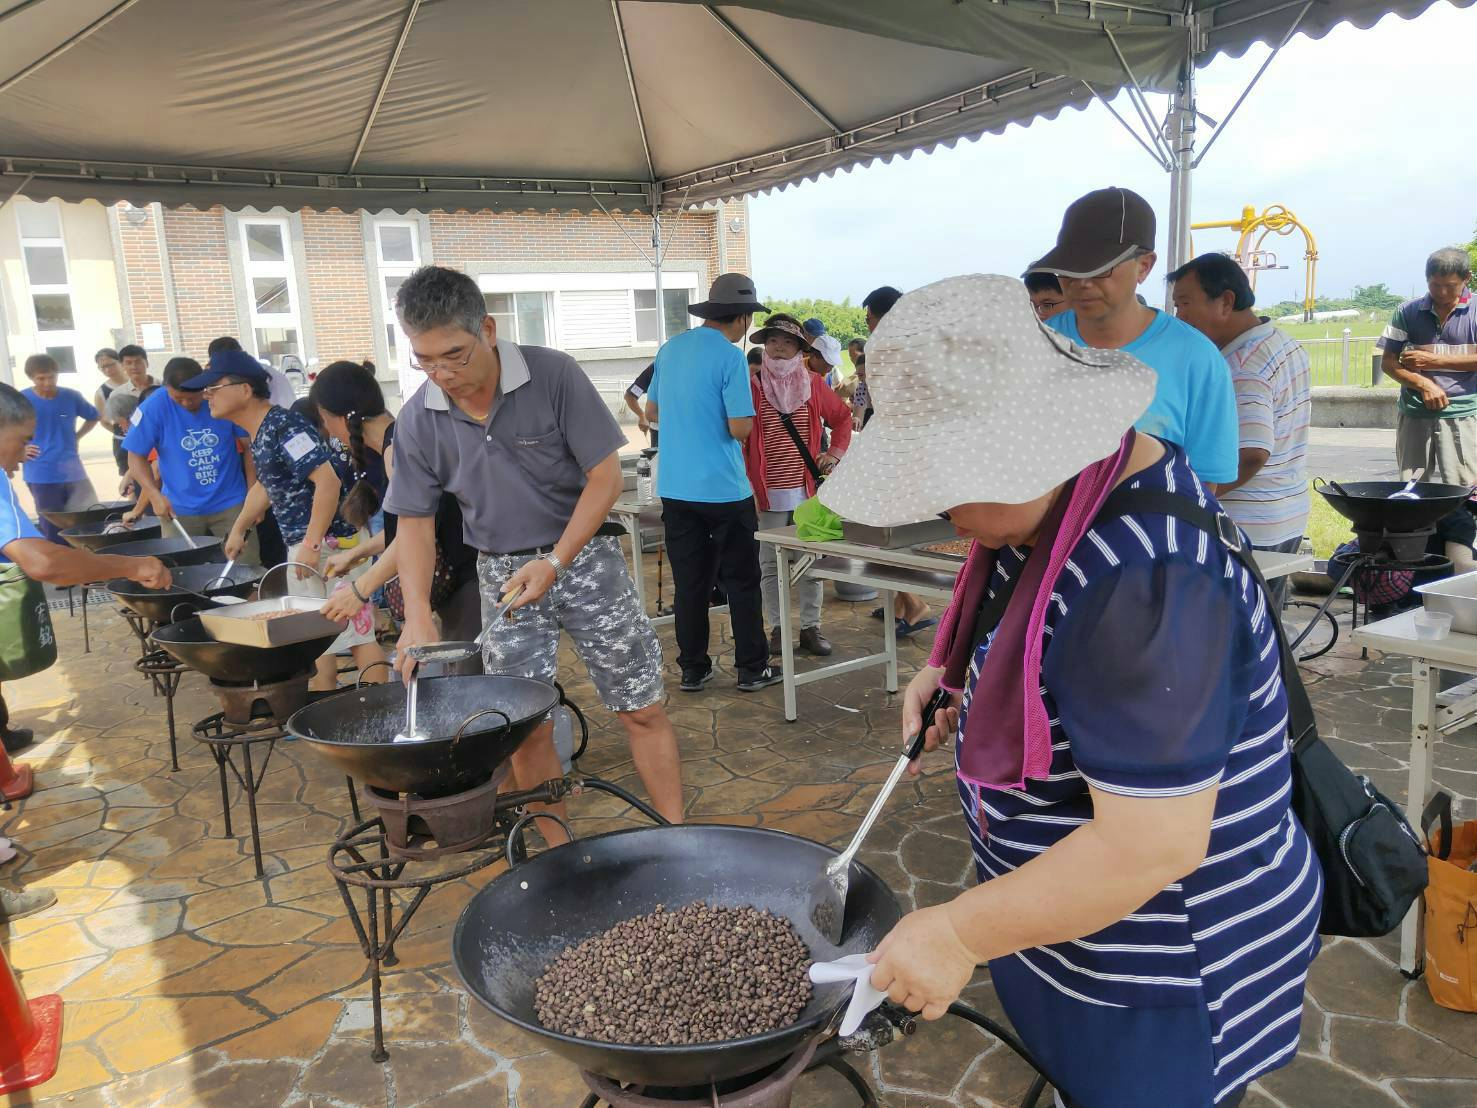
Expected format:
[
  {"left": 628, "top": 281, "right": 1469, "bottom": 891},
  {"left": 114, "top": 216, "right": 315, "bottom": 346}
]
[{"left": 489, "top": 522, "right": 627, "bottom": 559}]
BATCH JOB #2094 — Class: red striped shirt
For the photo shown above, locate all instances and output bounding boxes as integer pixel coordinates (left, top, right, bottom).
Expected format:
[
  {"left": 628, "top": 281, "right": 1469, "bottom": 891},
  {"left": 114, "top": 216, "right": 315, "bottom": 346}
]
[{"left": 757, "top": 393, "right": 809, "bottom": 492}]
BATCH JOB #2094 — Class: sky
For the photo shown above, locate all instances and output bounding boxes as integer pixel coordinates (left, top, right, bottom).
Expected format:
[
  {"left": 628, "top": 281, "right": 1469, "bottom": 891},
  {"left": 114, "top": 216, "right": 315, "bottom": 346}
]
[{"left": 747, "top": 1, "right": 1475, "bottom": 309}]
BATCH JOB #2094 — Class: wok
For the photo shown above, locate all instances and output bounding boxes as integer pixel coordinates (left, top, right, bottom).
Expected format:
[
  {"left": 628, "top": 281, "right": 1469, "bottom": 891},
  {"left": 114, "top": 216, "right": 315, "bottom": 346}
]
[
  {"left": 452, "top": 824, "right": 902, "bottom": 1088},
  {"left": 105, "top": 535, "right": 224, "bottom": 567},
  {"left": 284, "top": 675, "right": 558, "bottom": 796},
  {"left": 108, "top": 563, "right": 263, "bottom": 624},
  {"left": 1315, "top": 479, "right": 1471, "bottom": 533},
  {"left": 60, "top": 517, "right": 161, "bottom": 552},
  {"left": 150, "top": 616, "right": 336, "bottom": 683},
  {"left": 36, "top": 499, "right": 136, "bottom": 532}
]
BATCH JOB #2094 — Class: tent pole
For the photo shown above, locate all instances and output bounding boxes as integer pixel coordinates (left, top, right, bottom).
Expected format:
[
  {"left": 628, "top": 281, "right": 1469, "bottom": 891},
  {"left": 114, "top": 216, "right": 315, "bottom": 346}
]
[
  {"left": 1163, "top": 61, "right": 1197, "bottom": 306},
  {"left": 651, "top": 192, "right": 665, "bottom": 342}
]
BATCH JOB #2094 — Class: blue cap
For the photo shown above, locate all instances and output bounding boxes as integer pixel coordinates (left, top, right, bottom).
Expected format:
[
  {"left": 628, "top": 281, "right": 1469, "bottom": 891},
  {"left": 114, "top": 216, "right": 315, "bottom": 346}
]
[
  {"left": 802, "top": 317, "right": 827, "bottom": 337},
  {"left": 182, "top": 349, "right": 271, "bottom": 391}
]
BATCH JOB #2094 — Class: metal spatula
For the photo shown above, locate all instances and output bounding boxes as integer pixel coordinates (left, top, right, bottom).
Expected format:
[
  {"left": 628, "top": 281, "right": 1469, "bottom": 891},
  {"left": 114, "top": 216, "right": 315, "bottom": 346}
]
[
  {"left": 806, "top": 687, "right": 952, "bottom": 944},
  {"left": 390, "top": 641, "right": 483, "bottom": 743}
]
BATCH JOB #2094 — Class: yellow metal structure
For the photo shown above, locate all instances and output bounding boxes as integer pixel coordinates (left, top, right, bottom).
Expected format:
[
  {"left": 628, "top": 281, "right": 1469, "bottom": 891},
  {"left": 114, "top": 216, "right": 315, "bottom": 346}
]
[{"left": 1190, "top": 204, "right": 1319, "bottom": 321}]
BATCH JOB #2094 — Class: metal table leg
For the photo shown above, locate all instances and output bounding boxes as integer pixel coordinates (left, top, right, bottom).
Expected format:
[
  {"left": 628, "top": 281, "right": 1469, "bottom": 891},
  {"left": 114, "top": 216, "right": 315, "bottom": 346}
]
[
  {"left": 778, "top": 543, "right": 797, "bottom": 721},
  {"left": 1402, "top": 658, "right": 1438, "bottom": 976},
  {"left": 622, "top": 509, "right": 648, "bottom": 616},
  {"left": 882, "top": 588, "right": 899, "bottom": 694}
]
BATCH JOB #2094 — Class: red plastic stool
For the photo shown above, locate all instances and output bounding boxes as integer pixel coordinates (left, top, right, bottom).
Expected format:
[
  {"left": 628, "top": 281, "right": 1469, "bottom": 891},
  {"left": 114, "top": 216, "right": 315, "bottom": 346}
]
[
  {"left": 0, "top": 744, "right": 32, "bottom": 802},
  {"left": 0, "top": 942, "right": 62, "bottom": 1093}
]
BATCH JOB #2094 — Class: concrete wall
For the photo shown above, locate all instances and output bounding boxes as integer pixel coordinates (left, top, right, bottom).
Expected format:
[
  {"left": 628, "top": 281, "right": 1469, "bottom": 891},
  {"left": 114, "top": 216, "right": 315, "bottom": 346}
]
[{"left": 1312, "top": 387, "right": 1398, "bottom": 430}]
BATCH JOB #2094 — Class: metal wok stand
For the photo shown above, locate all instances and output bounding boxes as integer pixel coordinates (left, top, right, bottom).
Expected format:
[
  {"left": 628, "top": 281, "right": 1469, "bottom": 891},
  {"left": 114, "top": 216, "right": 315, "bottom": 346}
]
[
  {"left": 135, "top": 648, "right": 187, "bottom": 771},
  {"left": 325, "top": 686, "right": 673, "bottom": 1064},
  {"left": 573, "top": 1001, "right": 1054, "bottom": 1108},
  {"left": 192, "top": 711, "right": 282, "bottom": 878}
]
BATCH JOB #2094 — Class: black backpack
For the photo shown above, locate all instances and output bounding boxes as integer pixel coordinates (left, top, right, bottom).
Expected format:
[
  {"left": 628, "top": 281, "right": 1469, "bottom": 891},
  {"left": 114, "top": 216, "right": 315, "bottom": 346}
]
[{"left": 1097, "top": 487, "right": 1428, "bottom": 938}]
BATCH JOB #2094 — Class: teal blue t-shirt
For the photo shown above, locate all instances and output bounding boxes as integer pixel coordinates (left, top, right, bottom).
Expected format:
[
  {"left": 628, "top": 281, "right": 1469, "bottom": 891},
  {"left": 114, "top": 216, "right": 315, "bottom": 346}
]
[
  {"left": 1049, "top": 310, "right": 1239, "bottom": 484},
  {"left": 0, "top": 468, "right": 43, "bottom": 561},
  {"left": 650, "top": 327, "right": 755, "bottom": 503}
]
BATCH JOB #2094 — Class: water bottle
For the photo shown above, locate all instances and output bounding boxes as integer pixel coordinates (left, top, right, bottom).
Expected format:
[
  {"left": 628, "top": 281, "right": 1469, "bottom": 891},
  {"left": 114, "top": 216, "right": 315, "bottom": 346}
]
[{"left": 637, "top": 448, "right": 657, "bottom": 503}]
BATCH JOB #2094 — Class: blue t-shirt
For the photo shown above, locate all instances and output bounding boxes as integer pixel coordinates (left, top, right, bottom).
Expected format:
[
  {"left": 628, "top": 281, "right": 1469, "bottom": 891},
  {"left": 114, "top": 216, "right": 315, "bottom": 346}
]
[
  {"left": 1049, "top": 310, "right": 1239, "bottom": 484},
  {"left": 21, "top": 387, "right": 97, "bottom": 485},
  {"left": 649, "top": 327, "right": 755, "bottom": 503},
  {"left": 0, "top": 469, "right": 43, "bottom": 562},
  {"left": 122, "top": 391, "right": 248, "bottom": 517},
  {"left": 249, "top": 406, "right": 355, "bottom": 547}
]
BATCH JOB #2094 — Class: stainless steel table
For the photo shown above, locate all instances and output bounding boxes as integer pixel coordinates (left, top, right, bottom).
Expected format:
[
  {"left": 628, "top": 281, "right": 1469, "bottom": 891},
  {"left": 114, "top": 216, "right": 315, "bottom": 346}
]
[
  {"left": 609, "top": 495, "right": 727, "bottom": 629},
  {"left": 1352, "top": 609, "right": 1475, "bottom": 975},
  {"left": 756, "top": 526, "right": 959, "bottom": 721},
  {"left": 756, "top": 529, "right": 1317, "bottom": 723}
]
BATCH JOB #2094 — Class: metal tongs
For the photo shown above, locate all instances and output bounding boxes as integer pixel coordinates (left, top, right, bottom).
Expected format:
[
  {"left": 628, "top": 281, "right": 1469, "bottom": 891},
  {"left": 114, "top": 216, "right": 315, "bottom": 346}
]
[{"left": 805, "top": 687, "right": 952, "bottom": 944}]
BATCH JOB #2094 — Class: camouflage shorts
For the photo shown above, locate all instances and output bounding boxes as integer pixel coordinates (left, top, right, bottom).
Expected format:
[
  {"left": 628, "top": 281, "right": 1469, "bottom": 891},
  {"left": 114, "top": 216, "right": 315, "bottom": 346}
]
[{"left": 477, "top": 536, "right": 665, "bottom": 713}]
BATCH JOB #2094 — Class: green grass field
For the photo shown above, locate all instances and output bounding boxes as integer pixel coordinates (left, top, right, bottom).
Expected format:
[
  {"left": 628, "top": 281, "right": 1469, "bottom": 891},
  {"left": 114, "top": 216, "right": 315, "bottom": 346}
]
[{"left": 1303, "top": 488, "right": 1350, "bottom": 559}]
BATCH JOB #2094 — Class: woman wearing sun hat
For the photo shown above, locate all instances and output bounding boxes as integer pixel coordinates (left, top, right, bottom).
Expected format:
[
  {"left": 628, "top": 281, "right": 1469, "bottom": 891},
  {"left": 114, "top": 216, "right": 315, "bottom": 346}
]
[
  {"left": 744, "top": 313, "right": 852, "bottom": 657},
  {"left": 820, "top": 275, "right": 1321, "bottom": 1107}
]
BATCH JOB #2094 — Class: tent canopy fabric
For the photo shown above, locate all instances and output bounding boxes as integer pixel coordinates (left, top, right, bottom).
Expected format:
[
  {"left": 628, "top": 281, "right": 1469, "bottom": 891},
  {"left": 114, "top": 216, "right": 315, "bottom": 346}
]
[{"left": 0, "top": 0, "right": 1465, "bottom": 214}]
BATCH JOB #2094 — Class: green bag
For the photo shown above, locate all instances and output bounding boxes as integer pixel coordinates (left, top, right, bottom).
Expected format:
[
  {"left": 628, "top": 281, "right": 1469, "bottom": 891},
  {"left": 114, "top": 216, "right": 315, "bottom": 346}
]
[
  {"left": 794, "top": 495, "right": 844, "bottom": 543},
  {"left": 0, "top": 563, "right": 57, "bottom": 681}
]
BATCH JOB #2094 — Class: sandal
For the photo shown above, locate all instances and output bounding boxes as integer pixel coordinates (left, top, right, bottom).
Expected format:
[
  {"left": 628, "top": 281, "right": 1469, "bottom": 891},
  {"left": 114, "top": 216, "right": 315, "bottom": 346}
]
[{"left": 895, "top": 616, "right": 938, "bottom": 640}]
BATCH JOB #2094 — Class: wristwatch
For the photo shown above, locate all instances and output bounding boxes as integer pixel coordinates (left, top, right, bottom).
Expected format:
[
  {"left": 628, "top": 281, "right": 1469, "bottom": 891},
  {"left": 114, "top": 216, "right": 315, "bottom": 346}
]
[{"left": 544, "top": 552, "right": 568, "bottom": 581}]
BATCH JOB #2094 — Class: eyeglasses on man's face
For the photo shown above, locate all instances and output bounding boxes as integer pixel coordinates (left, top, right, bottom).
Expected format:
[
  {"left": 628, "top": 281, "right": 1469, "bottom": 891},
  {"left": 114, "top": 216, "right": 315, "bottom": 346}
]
[
  {"left": 1031, "top": 299, "right": 1064, "bottom": 318},
  {"left": 202, "top": 379, "right": 249, "bottom": 396},
  {"left": 409, "top": 332, "right": 483, "bottom": 375}
]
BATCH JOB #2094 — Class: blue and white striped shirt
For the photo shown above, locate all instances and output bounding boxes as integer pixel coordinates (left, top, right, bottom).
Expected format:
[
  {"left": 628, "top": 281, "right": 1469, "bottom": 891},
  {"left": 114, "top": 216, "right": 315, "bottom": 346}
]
[{"left": 957, "top": 445, "right": 1321, "bottom": 1102}]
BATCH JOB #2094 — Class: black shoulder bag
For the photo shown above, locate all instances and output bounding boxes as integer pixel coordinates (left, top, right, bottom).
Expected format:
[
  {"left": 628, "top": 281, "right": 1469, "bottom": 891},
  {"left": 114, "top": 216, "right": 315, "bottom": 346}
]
[
  {"left": 776, "top": 411, "right": 825, "bottom": 485},
  {"left": 1095, "top": 487, "right": 1428, "bottom": 938}
]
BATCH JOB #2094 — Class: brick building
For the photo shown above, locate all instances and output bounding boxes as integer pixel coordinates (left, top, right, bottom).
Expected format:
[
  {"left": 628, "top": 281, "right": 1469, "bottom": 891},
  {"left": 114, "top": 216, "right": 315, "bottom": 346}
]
[{"left": 0, "top": 196, "right": 752, "bottom": 408}]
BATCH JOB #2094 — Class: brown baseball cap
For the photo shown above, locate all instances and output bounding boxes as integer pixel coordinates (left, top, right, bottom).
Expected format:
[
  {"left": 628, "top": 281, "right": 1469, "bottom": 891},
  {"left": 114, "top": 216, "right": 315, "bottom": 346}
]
[
  {"left": 1026, "top": 187, "right": 1156, "bottom": 279},
  {"left": 689, "top": 272, "right": 769, "bottom": 319}
]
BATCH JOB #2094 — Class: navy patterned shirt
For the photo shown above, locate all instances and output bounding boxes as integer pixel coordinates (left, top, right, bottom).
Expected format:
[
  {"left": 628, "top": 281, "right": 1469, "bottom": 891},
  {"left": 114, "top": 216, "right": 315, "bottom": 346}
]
[{"left": 249, "top": 406, "right": 354, "bottom": 547}]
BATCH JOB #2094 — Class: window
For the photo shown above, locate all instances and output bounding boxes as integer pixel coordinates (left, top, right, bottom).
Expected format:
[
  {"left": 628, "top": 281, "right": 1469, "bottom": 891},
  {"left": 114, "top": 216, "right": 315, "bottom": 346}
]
[
  {"left": 634, "top": 288, "right": 694, "bottom": 344},
  {"left": 15, "top": 199, "right": 78, "bottom": 375},
  {"left": 476, "top": 272, "right": 700, "bottom": 351},
  {"left": 484, "top": 292, "right": 551, "bottom": 345},
  {"left": 237, "top": 217, "right": 303, "bottom": 362},
  {"left": 373, "top": 220, "right": 422, "bottom": 372}
]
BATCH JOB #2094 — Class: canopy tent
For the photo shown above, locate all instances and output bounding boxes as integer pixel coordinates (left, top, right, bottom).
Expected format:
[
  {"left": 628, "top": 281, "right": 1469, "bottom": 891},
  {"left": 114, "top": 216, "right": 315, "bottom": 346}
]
[{"left": 0, "top": 0, "right": 1467, "bottom": 272}]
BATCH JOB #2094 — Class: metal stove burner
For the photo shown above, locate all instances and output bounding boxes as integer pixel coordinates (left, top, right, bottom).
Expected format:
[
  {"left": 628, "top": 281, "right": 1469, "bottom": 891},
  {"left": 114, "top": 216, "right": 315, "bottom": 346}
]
[
  {"left": 581, "top": 1038, "right": 817, "bottom": 1108},
  {"left": 1354, "top": 525, "right": 1436, "bottom": 563},
  {"left": 362, "top": 765, "right": 514, "bottom": 859},
  {"left": 209, "top": 670, "right": 312, "bottom": 726}
]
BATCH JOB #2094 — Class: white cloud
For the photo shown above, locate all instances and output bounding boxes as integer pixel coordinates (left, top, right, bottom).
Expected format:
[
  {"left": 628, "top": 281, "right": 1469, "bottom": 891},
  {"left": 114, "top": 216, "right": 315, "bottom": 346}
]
[{"left": 749, "top": 2, "right": 1475, "bottom": 308}]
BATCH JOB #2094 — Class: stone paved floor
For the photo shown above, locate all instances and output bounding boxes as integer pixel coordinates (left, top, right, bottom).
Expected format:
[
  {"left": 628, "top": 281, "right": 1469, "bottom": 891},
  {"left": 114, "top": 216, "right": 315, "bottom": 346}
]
[{"left": 2, "top": 575, "right": 1475, "bottom": 1107}]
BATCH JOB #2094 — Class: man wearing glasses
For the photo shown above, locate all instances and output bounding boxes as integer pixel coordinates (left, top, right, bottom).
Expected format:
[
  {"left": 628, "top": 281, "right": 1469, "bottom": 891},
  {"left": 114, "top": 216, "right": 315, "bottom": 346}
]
[
  {"left": 1025, "top": 186, "right": 1239, "bottom": 486},
  {"left": 383, "top": 266, "right": 684, "bottom": 839},
  {"left": 189, "top": 350, "right": 388, "bottom": 689}
]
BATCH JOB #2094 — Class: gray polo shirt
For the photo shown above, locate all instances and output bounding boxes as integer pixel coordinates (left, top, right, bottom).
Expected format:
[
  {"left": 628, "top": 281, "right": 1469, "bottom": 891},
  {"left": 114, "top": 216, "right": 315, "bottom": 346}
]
[{"left": 384, "top": 340, "right": 625, "bottom": 554}]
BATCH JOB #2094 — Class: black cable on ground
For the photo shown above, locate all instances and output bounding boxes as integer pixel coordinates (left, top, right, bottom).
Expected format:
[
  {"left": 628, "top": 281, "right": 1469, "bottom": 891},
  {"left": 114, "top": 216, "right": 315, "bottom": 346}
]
[{"left": 578, "top": 775, "right": 670, "bottom": 826}]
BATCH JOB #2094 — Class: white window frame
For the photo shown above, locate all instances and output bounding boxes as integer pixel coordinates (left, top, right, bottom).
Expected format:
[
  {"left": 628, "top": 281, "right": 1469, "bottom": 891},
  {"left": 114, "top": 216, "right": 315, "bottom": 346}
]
[
  {"left": 631, "top": 286, "right": 695, "bottom": 345},
  {"left": 476, "top": 271, "right": 700, "bottom": 351},
  {"left": 15, "top": 199, "right": 79, "bottom": 375},
  {"left": 483, "top": 290, "right": 555, "bottom": 345},
  {"left": 237, "top": 215, "right": 303, "bottom": 362},
  {"left": 372, "top": 218, "right": 422, "bottom": 374}
]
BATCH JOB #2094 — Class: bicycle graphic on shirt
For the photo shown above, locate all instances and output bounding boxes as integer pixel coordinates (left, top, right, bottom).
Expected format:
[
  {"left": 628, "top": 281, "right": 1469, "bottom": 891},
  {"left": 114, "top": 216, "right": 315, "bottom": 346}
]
[{"left": 179, "top": 429, "right": 220, "bottom": 452}]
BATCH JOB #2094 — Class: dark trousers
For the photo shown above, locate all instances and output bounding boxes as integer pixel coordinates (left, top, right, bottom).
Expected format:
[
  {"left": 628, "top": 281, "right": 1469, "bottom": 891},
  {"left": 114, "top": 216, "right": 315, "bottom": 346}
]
[
  {"left": 28, "top": 480, "right": 92, "bottom": 545},
  {"left": 660, "top": 497, "right": 768, "bottom": 675},
  {"left": 257, "top": 509, "right": 288, "bottom": 570}
]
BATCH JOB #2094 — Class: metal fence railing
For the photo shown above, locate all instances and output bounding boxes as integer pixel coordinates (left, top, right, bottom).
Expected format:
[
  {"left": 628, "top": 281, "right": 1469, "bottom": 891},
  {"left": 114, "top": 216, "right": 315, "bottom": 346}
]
[{"left": 1297, "top": 334, "right": 1382, "bottom": 387}]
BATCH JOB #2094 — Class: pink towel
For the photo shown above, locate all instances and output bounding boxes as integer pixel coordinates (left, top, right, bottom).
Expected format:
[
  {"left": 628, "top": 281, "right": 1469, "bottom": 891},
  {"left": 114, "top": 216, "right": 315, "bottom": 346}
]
[{"left": 931, "top": 433, "right": 1135, "bottom": 790}]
